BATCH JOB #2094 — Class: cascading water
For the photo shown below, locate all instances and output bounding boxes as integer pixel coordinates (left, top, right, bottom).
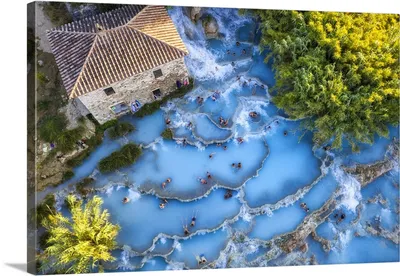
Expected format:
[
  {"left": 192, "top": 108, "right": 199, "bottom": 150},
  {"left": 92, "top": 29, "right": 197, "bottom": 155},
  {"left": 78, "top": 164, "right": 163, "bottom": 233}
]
[{"left": 38, "top": 6, "right": 399, "bottom": 272}]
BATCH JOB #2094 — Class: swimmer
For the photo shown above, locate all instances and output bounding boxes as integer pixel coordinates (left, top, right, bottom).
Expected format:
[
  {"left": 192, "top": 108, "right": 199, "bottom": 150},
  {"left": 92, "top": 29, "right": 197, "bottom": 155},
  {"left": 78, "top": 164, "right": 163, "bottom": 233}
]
[
  {"left": 183, "top": 138, "right": 187, "bottom": 147},
  {"left": 209, "top": 153, "right": 215, "bottom": 159},
  {"left": 200, "top": 255, "right": 207, "bottom": 264},
  {"left": 159, "top": 199, "right": 168, "bottom": 209},
  {"left": 122, "top": 197, "right": 130, "bottom": 204},
  {"left": 237, "top": 137, "right": 244, "bottom": 144},
  {"left": 165, "top": 118, "right": 171, "bottom": 125},
  {"left": 207, "top": 171, "right": 212, "bottom": 179},
  {"left": 223, "top": 120, "right": 228, "bottom": 127},
  {"left": 212, "top": 95, "right": 216, "bottom": 101},
  {"left": 275, "top": 120, "right": 280, "bottom": 125},
  {"left": 231, "top": 61, "right": 235, "bottom": 67},
  {"left": 187, "top": 122, "right": 193, "bottom": 129},
  {"left": 231, "top": 163, "right": 236, "bottom": 168},
  {"left": 249, "top": 111, "right": 258, "bottom": 118},
  {"left": 232, "top": 52, "right": 236, "bottom": 56},
  {"left": 190, "top": 216, "right": 196, "bottom": 227},
  {"left": 223, "top": 146, "right": 227, "bottom": 150},
  {"left": 166, "top": 178, "right": 172, "bottom": 183},
  {"left": 227, "top": 50, "right": 231, "bottom": 54},
  {"left": 261, "top": 84, "right": 265, "bottom": 89},
  {"left": 237, "top": 162, "right": 242, "bottom": 169},
  {"left": 283, "top": 130, "right": 288, "bottom": 136},
  {"left": 183, "top": 225, "right": 190, "bottom": 236},
  {"left": 242, "top": 48, "right": 246, "bottom": 55},
  {"left": 216, "top": 143, "right": 222, "bottom": 147},
  {"left": 236, "top": 41, "right": 240, "bottom": 46},
  {"left": 162, "top": 182, "right": 166, "bottom": 189},
  {"left": 224, "top": 189, "right": 233, "bottom": 199}
]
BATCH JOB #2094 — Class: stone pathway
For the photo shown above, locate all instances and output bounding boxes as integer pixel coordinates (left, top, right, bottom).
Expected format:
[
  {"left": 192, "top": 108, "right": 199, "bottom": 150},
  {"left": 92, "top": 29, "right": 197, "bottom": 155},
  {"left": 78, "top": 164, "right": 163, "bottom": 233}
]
[{"left": 35, "top": 3, "right": 55, "bottom": 53}]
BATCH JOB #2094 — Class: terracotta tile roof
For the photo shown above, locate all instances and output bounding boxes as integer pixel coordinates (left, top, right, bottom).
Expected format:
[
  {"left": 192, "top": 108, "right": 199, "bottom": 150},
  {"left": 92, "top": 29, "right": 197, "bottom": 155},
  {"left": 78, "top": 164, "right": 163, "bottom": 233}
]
[
  {"left": 128, "top": 6, "right": 188, "bottom": 53},
  {"left": 47, "top": 5, "right": 188, "bottom": 98}
]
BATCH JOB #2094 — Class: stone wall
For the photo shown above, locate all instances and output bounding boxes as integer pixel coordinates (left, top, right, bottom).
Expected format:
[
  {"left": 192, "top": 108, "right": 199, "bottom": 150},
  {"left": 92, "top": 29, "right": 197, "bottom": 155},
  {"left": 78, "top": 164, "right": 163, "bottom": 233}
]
[{"left": 78, "top": 57, "right": 189, "bottom": 124}]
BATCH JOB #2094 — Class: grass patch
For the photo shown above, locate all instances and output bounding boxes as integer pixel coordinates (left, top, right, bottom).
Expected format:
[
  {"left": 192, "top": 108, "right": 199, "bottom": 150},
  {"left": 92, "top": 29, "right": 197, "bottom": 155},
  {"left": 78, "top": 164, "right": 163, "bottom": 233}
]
[
  {"left": 134, "top": 78, "right": 194, "bottom": 118},
  {"left": 41, "top": 2, "right": 72, "bottom": 26},
  {"left": 108, "top": 122, "right": 135, "bottom": 139},
  {"left": 36, "top": 72, "right": 48, "bottom": 84},
  {"left": 161, "top": 128, "right": 174, "bottom": 140},
  {"left": 98, "top": 144, "right": 142, "bottom": 173}
]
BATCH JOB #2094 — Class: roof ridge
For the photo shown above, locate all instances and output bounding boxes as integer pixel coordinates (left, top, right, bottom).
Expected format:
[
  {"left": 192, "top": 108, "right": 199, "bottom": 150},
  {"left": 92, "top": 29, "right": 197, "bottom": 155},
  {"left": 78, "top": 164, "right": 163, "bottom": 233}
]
[
  {"left": 69, "top": 35, "right": 99, "bottom": 98},
  {"left": 127, "top": 24, "right": 188, "bottom": 56}
]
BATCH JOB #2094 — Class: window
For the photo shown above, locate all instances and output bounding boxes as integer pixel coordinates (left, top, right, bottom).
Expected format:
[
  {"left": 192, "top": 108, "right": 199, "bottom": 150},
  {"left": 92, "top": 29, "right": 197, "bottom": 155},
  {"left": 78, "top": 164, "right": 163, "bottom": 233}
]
[
  {"left": 153, "top": 89, "right": 162, "bottom": 99},
  {"left": 153, "top": 69, "right": 163, "bottom": 79},
  {"left": 104, "top": 87, "right": 115, "bottom": 96}
]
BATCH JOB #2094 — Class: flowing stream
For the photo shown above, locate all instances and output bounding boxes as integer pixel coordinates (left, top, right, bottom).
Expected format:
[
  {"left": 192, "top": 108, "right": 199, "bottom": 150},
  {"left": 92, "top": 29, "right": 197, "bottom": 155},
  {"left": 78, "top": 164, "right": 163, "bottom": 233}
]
[{"left": 37, "top": 7, "right": 399, "bottom": 271}]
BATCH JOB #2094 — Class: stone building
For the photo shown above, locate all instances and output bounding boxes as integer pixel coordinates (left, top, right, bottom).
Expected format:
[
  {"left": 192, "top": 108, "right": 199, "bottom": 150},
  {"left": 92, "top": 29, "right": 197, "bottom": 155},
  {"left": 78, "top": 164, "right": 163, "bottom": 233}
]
[{"left": 47, "top": 5, "right": 189, "bottom": 124}]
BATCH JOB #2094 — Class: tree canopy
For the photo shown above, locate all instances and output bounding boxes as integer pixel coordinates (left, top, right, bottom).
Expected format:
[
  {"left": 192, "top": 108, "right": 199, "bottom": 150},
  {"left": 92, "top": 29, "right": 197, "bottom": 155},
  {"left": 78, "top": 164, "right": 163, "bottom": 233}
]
[
  {"left": 252, "top": 10, "right": 399, "bottom": 150},
  {"left": 39, "top": 195, "right": 120, "bottom": 274}
]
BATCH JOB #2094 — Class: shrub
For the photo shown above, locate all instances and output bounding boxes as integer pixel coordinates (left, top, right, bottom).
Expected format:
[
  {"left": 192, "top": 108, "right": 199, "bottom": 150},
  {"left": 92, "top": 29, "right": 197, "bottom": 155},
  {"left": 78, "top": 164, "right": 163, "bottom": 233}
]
[
  {"left": 62, "top": 170, "right": 74, "bottom": 181},
  {"left": 38, "top": 115, "right": 67, "bottom": 143},
  {"left": 161, "top": 128, "right": 174, "bottom": 140},
  {"left": 108, "top": 122, "right": 135, "bottom": 139},
  {"left": 41, "top": 2, "right": 72, "bottom": 26},
  {"left": 56, "top": 126, "right": 84, "bottom": 152},
  {"left": 98, "top": 144, "right": 142, "bottom": 173},
  {"left": 35, "top": 194, "right": 55, "bottom": 227}
]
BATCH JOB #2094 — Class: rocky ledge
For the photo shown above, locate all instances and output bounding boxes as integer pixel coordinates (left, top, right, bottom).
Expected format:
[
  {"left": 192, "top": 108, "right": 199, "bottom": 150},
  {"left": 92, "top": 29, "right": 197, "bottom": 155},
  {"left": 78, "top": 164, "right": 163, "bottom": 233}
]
[{"left": 343, "top": 138, "right": 398, "bottom": 187}]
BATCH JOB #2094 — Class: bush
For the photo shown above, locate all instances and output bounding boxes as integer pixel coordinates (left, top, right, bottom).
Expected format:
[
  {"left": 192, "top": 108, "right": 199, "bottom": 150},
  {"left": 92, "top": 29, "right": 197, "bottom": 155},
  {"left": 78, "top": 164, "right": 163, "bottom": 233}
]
[
  {"left": 135, "top": 78, "right": 194, "bottom": 118},
  {"left": 161, "top": 128, "right": 174, "bottom": 140},
  {"left": 108, "top": 122, "right": 135, "bottom": 139},
  {"left": 38, "top": 115, "right": 67, "bottom": 143},
  {"left": 35, "top": 194, "right": 55, "bottom": 227},
  {"left": 98, "top": 144, "right": 142, "bottom": 173},
  {"left": 56, "top": 126, "right": 84, "bottom": 152},
  {"left": 62, "top": 170, "right": 74, "bottom": 181},
  {"left": 41, "top": 2, "right": 72, "bottom": 26}
]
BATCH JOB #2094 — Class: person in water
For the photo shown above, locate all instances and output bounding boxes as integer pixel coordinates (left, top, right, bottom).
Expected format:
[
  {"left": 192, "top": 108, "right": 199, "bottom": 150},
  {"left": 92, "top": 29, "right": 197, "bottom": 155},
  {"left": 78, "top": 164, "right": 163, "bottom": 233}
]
[
  {"left": 167, "top": 178, "right": 172, "bottom": 183},
  {"left": 182, "top": 138, "right": 187, "bottom": 147},
  {"left": 122, "top": 197, "right": 130, "bottom": 204},
  {"left": 300, "top": 202, "right": 309, "bottom": 212},
  {"left": 224, "top": 189, "right": 233, "bottom": 199},
  {"left": 237, "top": 137, "right": 244, "bottom": 144},
  {"left": 200, "top": 255, "right": 207, "bottom": 264},
  {"left": 183, "top": 225, "right": 190, "bottom": 236},
  {"left": 283, "top": 130, "right": 288, "bottom": 136},
  {"left": 209, "top": 153, "right": 215, "bottom": 159},
  {"left": 216, "top": 143, "right": 222, "bottom": 147},
  {"left": 207, "top": 171, "right": 212, "bottom": 179},
  {"left": 223, "top": 145, "right": 228, "bottom": 151},
  {"left": 237, "top": 162, "right": 242, "bottom": 169},
  {"left": 162, "top": 182, "right": 167, "bottom": 189},
  {"left": 165, "top": 118, "right": 171, "bottom": 125},
  {"left": 236, "top": 41, "right": 240, "bottom": 46},
  {"left": 159, "top": 199, "right": 168, "bottom": 209},
  {"left": 241, "top": 48, "right": 246, "bottom": 55},
  {"left": 227, "top": 49, "right": 231, "bottom": 54},
  {"left": 249, "top": 111, "right": 258, "bottom": 118},
  {"left": 231, "top": 163, "right": 236, "bottom": 168},
  {"left": 187, "top": 122, "right": 193, "bottom": 129},
  {"left": 190, "top": 216, "right": 196, "bottom": 227}
]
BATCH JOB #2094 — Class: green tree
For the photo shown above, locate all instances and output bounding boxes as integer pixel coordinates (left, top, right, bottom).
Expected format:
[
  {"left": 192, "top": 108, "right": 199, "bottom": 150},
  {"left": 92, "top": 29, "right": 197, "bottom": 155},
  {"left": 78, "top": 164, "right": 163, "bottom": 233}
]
[
  {"left": 250, "top": 10, "right": 399, "bottom": 150},
  {"left": 39, "top": 195, "right": 120, "bottom": 274}
]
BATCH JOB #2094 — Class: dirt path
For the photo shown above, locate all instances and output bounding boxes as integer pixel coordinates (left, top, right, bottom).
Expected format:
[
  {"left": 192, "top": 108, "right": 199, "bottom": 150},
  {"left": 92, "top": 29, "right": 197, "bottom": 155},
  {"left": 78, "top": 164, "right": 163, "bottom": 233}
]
[{"left": 35, "top": 3, "right": 55, "bottom": 53}]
